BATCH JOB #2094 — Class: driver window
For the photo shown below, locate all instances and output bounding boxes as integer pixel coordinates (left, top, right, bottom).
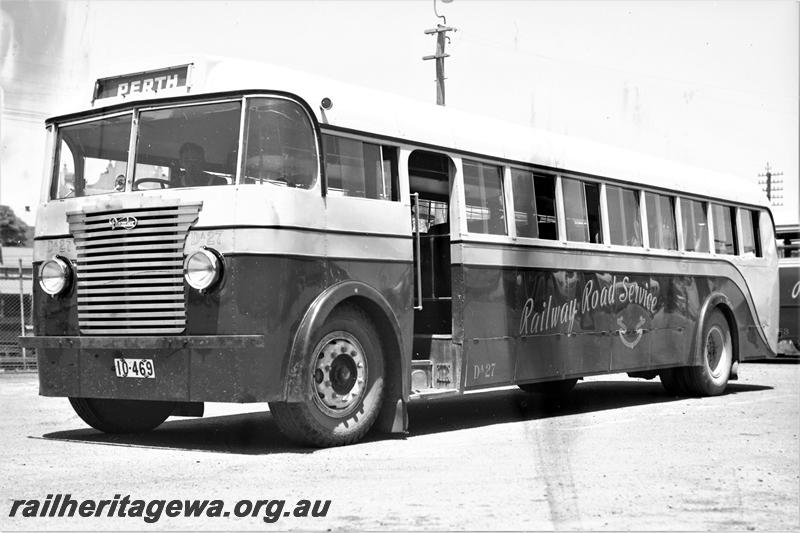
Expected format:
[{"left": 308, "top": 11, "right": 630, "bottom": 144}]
[{"left": 133, "top": 101, "right": 241, "bottom": 190}]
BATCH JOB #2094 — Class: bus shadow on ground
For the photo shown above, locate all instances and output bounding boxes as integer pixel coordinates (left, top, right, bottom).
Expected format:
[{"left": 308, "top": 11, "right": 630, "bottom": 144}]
[
  {"left": 403, "top": 380, "right": 772, "bottom": 438},
  {"left": 40, "top": 380, "right": 772, "bottom": 453},
  {"left": 41, "top": 411, "right": 307, "bottom": 455}
]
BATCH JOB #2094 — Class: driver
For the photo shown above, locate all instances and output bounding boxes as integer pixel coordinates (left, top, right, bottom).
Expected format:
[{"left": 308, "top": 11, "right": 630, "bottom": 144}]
[{"left": 176, "top": 142, "right": 226, "bottom": 187}]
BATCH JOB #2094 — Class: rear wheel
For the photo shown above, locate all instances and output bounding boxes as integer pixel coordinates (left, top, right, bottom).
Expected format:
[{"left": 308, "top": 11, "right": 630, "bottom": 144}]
[
  {"left": 683, "top": 309, "right": 733, "bottom": 396},
  {"left": 69, "top": 397, "right": 174, "bottom": 433},
  {"left": 518, "top": 378, "right": 578, "bottom": 396},
  {"left": 270, "top": 305, "right": 385, "bottom": 447}
]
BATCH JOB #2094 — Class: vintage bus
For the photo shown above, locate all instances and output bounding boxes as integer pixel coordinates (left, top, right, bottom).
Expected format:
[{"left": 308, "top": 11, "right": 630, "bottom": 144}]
[
  {"left": 776, "top": 224, "right": 799, "bottom": 355},
  {"left": 22, "top": 58, "right": 779, "bottom": 447}
]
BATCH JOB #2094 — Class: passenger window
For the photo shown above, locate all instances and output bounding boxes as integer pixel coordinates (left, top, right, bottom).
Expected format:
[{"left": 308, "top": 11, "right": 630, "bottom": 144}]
[
  {"left": 510, "top": 169, "right": 557, "bottom": 239},
  {"left": 712, "top": 204, "right": 737, "bottom": 255},
  {"left": 606, "top": 185, "right": 643, "bottom": 247},
  {"left": 645, "top": 192, "right": 678, "bottom": 250},
  {"left": 681, "top": 198, "right": 710, "bottom": 253},
  {"left": 242, "top": 98, "right": 317, "bottom": 189},
  {"left": 323, "top": 135, "right": 397, "bottom": 200},
  {"left": 739, "top": 208, "right": 760, "bottom": 257},
  {"left": 562, "top": 178, "right": 601, "bottom": 244},
  {"left": 463, "top": 160, "right": 507, "bottom": 235}
]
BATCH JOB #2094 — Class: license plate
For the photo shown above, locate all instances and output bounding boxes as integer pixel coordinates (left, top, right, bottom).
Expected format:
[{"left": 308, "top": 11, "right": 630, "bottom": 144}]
[{"left": 114, "top": 358, "right": 155, "bottom": 379}]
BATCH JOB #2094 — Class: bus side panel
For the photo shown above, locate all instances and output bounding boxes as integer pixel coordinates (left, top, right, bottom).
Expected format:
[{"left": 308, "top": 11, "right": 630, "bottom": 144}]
[
  {"left": 189, "top": 254, "right": 411, "bottom": 402},
  {"left": 459, "top": 267, "right": 519, "bottom": 387},
  {"left": 458, "top": 263, "right": 771, "bottom": 390},
  {"left": 191, "top": 254, "right": 329, "bottom": 402}
]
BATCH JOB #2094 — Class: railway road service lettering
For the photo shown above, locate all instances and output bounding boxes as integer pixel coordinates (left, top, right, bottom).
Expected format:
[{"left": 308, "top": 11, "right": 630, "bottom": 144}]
[
  {"left": 583, "top": 276, "right": 657, "bottom": 315},
  {"left": 519, "top": 295, "right": 578, "bottom": 336},
  {"left": 519, "top": 275, "right": 658, "bottom": 336}
]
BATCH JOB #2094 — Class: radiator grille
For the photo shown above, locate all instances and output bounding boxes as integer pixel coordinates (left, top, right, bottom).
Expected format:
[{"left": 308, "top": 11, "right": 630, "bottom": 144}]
[{"left": 67, "top": 203, "right": 202, "bottom": 335}]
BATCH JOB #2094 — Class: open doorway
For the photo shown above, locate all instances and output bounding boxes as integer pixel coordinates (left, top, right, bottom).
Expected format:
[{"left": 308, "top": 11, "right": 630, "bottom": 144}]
[{"left": 409, "top": 149, "right": 453, "bottom": 335}]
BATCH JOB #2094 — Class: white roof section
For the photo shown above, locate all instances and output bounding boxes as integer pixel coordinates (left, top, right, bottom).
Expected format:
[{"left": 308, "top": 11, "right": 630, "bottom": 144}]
[{"left": 82, "top": 56, "right": 769, "bottom": 208}]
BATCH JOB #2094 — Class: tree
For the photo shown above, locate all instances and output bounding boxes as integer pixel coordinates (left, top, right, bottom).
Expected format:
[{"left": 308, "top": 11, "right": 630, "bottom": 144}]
[{"left": 0, "top": 205, "right": 31, "bottom": 246}]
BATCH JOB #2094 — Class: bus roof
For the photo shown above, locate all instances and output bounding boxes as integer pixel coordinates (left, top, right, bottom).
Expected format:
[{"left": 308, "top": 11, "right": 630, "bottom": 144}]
[{"left": 60, "top": 56, "right": 769, "bottom": 209}]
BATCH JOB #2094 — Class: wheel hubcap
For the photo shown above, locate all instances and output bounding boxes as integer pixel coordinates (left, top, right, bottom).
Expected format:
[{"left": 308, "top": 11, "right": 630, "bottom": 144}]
[
  {"left": 311, "top": 332, "right": 367, "bottom": 417},
  {"left": 706, "top": 326, "right": 727, "bottom": 378}
]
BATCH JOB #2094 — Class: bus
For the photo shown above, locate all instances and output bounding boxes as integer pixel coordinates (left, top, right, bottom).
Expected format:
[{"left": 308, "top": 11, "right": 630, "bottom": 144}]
[
  {"left": 21, "top": 58, "right": 779, "bottom": 447},
  {"left": 776, "top": 224, "right": 799, "bottom": 355}
]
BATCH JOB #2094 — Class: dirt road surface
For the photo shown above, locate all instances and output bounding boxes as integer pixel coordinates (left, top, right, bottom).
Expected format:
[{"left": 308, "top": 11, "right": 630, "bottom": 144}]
[{"left": 2, "top": 360, "right": 798, "bottom": 531}]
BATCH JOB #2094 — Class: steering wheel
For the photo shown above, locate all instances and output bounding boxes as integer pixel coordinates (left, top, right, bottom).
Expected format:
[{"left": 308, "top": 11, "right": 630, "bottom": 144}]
[{"left": 134, "top": 177, "right": 172, "bottom": 190}]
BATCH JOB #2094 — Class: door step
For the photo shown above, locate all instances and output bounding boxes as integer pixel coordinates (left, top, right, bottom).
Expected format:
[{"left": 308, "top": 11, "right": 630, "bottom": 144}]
[{"left": 409, "top": 335, "right": 461, "bottom": 396}]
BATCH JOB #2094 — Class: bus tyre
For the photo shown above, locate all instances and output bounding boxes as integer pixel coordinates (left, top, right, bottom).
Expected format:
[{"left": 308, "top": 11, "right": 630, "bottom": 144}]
[
  {"left": 684, "top": 309, "right": 733, "bottom": 396},
  {"left": 68, "top": 397, "right": 174, "bottom": 433},
  {"left": 659, "top": 368, "right": 688, "bottom": 396},
  {"left": 270, "top": 306, "right": 385, "bottom": 447},
  {"left": 518, "top": 378, "right": 578, "bottom": 396}
]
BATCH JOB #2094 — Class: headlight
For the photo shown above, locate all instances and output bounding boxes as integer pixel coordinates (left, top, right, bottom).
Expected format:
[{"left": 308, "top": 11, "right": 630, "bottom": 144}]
[
  {"left": 184, "top": 249, "right": 222, "bottom": 291},
  {"left": 39, "top": 257, "right": 72, "bottom": 296}
]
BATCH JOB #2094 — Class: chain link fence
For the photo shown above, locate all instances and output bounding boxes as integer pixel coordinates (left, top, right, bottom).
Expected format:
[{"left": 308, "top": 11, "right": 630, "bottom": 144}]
[{"left": 0, "top": 254, "right": 35, "bottom": 371}]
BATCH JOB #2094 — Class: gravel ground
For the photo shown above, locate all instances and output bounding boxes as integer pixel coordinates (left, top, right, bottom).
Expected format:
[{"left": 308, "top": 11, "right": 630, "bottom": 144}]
[{"left": 1, "top": 360, "right": 798, "bottom": 531}]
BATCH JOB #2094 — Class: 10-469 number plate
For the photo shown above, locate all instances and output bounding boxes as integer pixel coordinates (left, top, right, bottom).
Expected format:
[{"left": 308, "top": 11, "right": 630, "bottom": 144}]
[{"left": 114, "top": 358, "right": 155, "bottom": 379}]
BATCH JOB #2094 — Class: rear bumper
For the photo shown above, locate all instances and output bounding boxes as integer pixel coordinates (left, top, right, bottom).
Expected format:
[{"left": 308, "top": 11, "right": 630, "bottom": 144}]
[{"left": 21, "top": 335, "right": 287, "bottom": 403}]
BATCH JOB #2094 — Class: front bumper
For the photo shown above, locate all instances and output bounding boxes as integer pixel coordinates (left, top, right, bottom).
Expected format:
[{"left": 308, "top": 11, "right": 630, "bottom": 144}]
[
  {"left": 19, "top": 335, "right": 264, "bottom": 350},
  {"left": 19, "top": 335, "right": 285, "bottom": 403}
]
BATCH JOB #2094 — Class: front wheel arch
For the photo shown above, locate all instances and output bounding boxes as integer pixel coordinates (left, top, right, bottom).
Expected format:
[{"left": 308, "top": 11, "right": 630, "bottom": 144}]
[
  {"left": 270, "top": 304, "right": 386, "bottom": 446},
  {"left": 283, "top": 282, "right": 407, "bottom": 431}
]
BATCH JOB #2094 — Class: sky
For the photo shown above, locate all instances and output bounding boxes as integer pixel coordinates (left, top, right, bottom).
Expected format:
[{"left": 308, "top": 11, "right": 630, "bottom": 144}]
[{"left": 0, "top": 0, "right": 797, "bottom": 227}]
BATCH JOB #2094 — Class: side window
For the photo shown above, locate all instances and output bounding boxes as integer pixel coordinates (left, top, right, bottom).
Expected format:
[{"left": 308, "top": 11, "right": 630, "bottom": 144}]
[
  {"left": 243, "top": 98, "right": 317, "bottom": 189},
  {"left": 644, "top": 192, "right": 678, "bottom": 250},
  {"left": 681, "top": 198, "right": 710, "bottom": 253},
  {"left": 510, "top": 169, "right": 557, "bottom": 239},
  {"left": 739, "top": 208, "right": 761, "bottom": 257},
  {"left": 463, "top": 160, "right": 507, "bottom": 235},
  {"left": 52, "top": 114, "right": 132, "bottom": 199},
  {"left": 606, "top": 185, "right": 642, "bottom": 247},
  {"left": 562, "top": 177, "right": 602, "bottom": 244},
  {"left": 54, "top": 141, "right": 77, "bottom": 199},
  {"left": 323, "top": 135, "right": 398, "bottom": 200},
  {"left": 712, "top": 204, "right": 737, "bottom": 255}
]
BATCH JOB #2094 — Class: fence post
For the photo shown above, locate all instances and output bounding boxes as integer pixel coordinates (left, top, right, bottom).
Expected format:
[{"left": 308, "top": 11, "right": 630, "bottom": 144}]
[{"left": 18, "top": 257, "right": 27, "bottom": 368}]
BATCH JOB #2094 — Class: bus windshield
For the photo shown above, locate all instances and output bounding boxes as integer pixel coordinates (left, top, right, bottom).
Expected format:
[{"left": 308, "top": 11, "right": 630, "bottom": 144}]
[{"left": 50, "top": 97, "right": 318, "bottom": 198}]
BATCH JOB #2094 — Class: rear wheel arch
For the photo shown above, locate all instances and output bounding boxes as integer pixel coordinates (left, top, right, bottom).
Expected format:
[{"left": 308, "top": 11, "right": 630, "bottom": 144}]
[
  {"left": 660, "top": 293, "right": 738, "bottom": 397},
  {"left": 694, "top": 293, "right": 739, "bottom": 366}
]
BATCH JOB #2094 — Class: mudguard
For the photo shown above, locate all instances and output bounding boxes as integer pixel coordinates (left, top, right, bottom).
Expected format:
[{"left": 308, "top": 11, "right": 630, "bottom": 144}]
[
  {"left": 692, "top": 292, "right": 736, "bottom": 366},
  {"left": 282, "top": 280, "right": 409, "bottom": 432}
]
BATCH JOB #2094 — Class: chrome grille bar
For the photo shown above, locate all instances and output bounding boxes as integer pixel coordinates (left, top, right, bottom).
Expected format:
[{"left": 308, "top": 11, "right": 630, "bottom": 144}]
[{"left": 67, "top": 202, "right": 202, "bottom": 335}]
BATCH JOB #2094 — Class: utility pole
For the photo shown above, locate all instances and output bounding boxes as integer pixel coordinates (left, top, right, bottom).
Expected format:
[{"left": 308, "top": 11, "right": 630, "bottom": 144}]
[
  {"left": 758, "top": 162, "right": 784, "bottom": 205},
  {"left": 423, "top": 0, "right": 456, "bottom": 106}
]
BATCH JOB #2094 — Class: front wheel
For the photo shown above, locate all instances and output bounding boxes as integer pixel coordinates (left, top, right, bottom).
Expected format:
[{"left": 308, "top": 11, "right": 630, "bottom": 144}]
[
  {"left": 69, "top": 397, "right": 174, "bottom": 433},
  {"left": 269, "top": 305, "right": 385, "bottom": 447}
]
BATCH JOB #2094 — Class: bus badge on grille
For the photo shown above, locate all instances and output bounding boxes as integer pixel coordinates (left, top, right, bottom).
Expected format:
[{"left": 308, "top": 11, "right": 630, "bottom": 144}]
[{"left": 109, "top": 215, "right": 138, "bottom": 230}]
